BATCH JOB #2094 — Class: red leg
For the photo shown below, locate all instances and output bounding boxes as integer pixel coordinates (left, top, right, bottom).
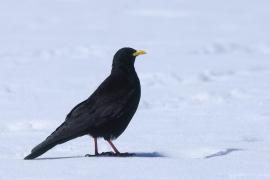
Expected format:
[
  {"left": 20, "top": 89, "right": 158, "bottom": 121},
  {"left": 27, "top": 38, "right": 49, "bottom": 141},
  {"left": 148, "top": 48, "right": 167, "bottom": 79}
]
[
  {"left": 107, "top": 140, "right": 120, "bottom": 154},
  {"left": 94, "top": 138, "right": 98, "bottom": 155}
]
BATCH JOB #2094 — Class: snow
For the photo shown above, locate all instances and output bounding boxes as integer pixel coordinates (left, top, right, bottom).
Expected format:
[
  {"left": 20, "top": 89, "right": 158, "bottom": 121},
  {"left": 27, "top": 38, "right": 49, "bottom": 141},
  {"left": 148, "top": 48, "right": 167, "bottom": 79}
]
[{"left": 1, "top": 0, "right": 270, "bottom": 179}]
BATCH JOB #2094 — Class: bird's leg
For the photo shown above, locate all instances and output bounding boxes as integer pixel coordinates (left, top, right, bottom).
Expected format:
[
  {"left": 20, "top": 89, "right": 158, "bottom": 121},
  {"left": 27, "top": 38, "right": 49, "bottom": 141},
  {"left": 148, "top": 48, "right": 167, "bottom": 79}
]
[
  {"left": 106, "top": 140, "right": 135, "bottom": 157},
  {"left": 85, "top": 137, "right": 99, "bottom": 157},
  {"left": 94, "top": 137, "right": 99, "bottom": 155},
  {"left": 107, "top": 140, "right": 120, "bottom": 154}
]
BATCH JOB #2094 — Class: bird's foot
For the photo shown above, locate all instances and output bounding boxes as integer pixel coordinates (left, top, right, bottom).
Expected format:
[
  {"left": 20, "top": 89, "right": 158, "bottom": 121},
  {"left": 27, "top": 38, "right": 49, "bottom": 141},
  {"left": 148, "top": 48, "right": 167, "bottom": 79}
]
[
  {"left": 85, "top": 151, "right": 114, "bottom": 157},
  {"left": 100, "top": 152, "right": 135, "bottom": 157},
  {"left": 115, "top": 152, "right": 136, "bottom": 157},
  {"left": 100, "top": 151, "right": 115, "bottom": 156},
  {"left": 85, "top": 152, "right": 135, "bottom": 157}
]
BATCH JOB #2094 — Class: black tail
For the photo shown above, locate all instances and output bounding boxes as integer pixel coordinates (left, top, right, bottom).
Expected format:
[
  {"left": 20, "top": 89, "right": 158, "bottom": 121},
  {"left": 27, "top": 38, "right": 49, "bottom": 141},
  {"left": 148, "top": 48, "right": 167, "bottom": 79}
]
[
  {"left": 24, "top": 139, "right": 58, "bottom": 160},
  {"left": 24, "top": 121, "right": 86, "bottom": 160},
  {"left": 24, "top": 133, "right": 81, "bottom": 160}
]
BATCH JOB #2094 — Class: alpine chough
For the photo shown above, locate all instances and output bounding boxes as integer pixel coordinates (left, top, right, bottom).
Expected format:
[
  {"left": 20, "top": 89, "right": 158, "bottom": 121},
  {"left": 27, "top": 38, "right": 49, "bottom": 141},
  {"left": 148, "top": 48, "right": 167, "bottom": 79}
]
[{"left": 24, "top": 47, "right": 146, "bottom": 159}]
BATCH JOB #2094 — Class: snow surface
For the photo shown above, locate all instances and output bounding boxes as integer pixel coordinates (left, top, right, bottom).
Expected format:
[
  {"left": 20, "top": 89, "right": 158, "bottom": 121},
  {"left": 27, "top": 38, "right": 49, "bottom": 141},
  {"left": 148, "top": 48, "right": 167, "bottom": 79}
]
[{"left": 1, "top": 0, "right": 270, "bottom": 179}]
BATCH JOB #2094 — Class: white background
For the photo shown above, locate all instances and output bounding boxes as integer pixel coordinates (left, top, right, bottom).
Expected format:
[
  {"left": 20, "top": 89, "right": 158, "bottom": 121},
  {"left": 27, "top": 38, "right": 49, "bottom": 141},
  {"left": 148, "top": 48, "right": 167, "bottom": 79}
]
[{"left": 0, "top": 0, "right": 270, "bottom": 179}]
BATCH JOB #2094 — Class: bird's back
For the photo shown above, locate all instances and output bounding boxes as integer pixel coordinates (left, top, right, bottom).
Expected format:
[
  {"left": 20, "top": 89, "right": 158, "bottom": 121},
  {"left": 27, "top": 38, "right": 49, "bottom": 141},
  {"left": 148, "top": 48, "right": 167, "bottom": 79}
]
[{"left": 63, "top": 69, "right": 141, "bottom": 140}]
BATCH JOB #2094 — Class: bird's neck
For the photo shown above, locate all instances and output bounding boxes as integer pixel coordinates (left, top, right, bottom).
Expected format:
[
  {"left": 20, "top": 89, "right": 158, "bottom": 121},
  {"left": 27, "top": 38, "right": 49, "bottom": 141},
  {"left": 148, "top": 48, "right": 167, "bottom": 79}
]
[{"left": 111, "top": 64, "right": 136, "bottom": 75}]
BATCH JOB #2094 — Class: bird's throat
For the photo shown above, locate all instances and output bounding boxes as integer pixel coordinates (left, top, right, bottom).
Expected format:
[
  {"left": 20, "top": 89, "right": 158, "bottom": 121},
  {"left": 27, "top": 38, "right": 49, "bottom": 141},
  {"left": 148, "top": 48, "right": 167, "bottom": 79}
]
[{"left": 111, "top": 64, "right": 136, "bottom": 75}]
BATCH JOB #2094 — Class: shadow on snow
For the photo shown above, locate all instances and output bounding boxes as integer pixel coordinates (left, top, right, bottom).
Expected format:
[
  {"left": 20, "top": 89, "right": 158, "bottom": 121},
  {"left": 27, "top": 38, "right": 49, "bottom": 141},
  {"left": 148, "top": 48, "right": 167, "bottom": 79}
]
[
  {"left": 205, "top": 148, "right": 243, "bottom": 159},
  {"left": 35, "top": 152, "right": 165, "bottom": 160}
]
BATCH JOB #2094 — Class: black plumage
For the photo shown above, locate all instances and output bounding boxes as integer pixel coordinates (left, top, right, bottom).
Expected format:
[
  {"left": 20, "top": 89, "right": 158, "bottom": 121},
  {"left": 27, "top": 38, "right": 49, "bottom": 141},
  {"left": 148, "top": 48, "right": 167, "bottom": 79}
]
[{"left": 24, "top": 47, "right": 146, "bottom": 159}]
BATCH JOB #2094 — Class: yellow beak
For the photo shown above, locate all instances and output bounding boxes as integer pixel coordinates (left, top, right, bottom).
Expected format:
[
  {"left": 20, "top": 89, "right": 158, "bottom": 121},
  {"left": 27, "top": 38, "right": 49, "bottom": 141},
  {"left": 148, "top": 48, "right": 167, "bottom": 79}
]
[{"left": 133, "top": 50, "right": 146, "bottom": 57}]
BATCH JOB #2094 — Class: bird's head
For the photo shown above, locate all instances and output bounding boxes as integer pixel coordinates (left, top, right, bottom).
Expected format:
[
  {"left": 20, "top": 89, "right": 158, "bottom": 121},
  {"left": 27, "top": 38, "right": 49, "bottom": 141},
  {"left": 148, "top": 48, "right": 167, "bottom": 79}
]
[{"left": 112, "top": 47, "right": 146, "bottom": 71}]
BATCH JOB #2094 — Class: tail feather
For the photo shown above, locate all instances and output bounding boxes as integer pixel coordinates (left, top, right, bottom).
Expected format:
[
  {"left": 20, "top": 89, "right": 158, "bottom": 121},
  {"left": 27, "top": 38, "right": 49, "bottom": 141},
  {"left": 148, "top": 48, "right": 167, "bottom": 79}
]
[
  {"left": 24, "top": 121, "right": 87, "bottom": 160},
  {"left": 24, "top": 140, "right": 58, "bottom": 160},
  {"left": 24, "top": 132, "right": 83, "bottom": 160},
  {"left": 24, "top": 122, "right": 68, "bottom": 160}
]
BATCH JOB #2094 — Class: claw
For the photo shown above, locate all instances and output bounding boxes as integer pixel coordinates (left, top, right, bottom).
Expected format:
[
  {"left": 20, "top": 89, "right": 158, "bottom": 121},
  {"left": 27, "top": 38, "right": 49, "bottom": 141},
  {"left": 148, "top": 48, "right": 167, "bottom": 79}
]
[{"left": 85, "top": 152, "right": 135, "bottom": 157}]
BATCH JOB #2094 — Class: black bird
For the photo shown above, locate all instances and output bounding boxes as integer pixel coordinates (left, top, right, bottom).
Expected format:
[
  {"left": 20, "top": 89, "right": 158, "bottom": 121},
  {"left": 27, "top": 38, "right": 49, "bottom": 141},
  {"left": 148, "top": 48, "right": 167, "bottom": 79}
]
[{"left": 24, "top": 47, "right": 146, "bottom": 159}]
